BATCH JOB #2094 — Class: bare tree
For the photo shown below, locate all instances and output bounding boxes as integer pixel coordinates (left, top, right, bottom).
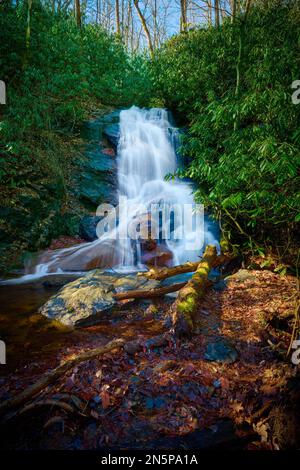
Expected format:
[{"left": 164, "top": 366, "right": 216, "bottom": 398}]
[
  {"left": 231, "top": 0, "right": 237, "bottom": 21},
  {"left": 133, "top": 0, "right": 154, "bottom": 56},
  {"left": 116, "top": 0, "right": 121, "bottom": 35},
  {"left": 23, "top": 0, "right": 33, "bottom": 68},
  {"left": 180, "top": 0, "right": 188, "bottom": 31},
  {"left": 214, "top": 0, "right": 220, "bottom": 26},
  {"left": 75, "top": 0, "right": 81, "bottom": 26}
]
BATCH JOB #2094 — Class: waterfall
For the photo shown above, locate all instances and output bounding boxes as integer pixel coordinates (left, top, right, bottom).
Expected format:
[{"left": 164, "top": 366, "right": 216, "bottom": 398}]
[
  {"left": 3, "top": 106, "right": 219, "bottom": 283},
  {"left": 114, "top": 106, "right": 201, "bottom": 269}
]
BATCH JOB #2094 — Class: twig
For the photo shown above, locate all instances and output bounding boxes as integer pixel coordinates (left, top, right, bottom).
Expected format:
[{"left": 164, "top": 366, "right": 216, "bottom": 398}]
[{"left": 0, "top": 338, "right": 125, "bottom": 417}]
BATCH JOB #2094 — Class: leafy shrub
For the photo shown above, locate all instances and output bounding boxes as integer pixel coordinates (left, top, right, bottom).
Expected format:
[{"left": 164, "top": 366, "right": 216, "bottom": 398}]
[{"left": 152, "top": 2, "right": 300, "bottom": 260}]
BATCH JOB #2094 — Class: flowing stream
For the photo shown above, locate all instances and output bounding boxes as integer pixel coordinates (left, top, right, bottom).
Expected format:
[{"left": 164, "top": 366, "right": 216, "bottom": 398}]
[{"left": 4, "top": 107, "right": 219, "bottom": 283}]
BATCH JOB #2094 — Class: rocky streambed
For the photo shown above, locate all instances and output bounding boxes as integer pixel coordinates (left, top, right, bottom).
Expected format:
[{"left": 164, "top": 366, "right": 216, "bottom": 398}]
[{"left": 0, "top": 268, "right": 299, "bottom": 450}]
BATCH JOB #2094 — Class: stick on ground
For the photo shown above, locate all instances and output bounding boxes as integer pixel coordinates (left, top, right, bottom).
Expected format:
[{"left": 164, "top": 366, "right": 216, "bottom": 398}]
[
  {"left": 113, "top": 281, "right": 187, "bottom": 301},
  {"left": 0, "top": 338, "right": 125, "bottom": 417}
]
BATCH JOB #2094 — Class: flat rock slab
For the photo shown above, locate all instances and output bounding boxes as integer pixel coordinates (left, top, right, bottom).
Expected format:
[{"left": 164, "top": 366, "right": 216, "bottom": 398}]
[
  {"left": 213, "top": 270, "right": 258, "bottom": 292},
  {"left": 226, "top": 269, "right": 257, "bottom": 283},
  {"left": 39, "top": 270, "right": 159, "bottom": 327}
]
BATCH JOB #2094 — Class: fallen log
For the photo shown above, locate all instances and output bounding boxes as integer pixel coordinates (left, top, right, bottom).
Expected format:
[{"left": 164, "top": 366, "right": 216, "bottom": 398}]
[
  {"left": 138, "top": 254, "right": 226, "bottom": 281},
  {"left": 0, "top": 338, "right": 125, "bottom": 418},
  {"left": 113, "top": 281, "right": 187, "bottom": 301},
  {"left": 172, "top": 245, "right": 217, "bottom": 337},
  {"left": 138, "top": 262, "right": 200, "bottom": 281}
]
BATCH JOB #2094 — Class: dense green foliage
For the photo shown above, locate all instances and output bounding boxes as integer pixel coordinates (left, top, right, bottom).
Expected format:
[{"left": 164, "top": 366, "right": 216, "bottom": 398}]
[
  {"left": 0, "top": 1, "right": 151, "bottom": 271},
  {"left": 153, "top": 2, "right": 300, "bottom": 262}
]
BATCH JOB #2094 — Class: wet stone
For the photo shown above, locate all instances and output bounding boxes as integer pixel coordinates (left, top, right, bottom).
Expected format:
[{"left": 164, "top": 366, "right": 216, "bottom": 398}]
[{"left": 204, "top": 338, "right": 238, "bottom": 364}]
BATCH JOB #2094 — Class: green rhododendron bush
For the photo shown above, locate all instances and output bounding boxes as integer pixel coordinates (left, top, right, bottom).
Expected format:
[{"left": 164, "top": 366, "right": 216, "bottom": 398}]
[{"left": 152, "top": 2, "right": 300, "bottom": 262}]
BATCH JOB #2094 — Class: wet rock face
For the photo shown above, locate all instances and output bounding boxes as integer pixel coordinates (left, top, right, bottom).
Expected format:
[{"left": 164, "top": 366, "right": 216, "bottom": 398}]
[
  {"left": 39, "top": 270, "right": 159, "bottom": 327},
  {"left": 77, "top": 111, "right": 120, "bottom": 209},
  {"left": 103, "top": 123, "right": 120, "bottom": 148},
  {"left": 79, "top": 216, "right": 102, "bottom": 241},
  {"left": 78, "top": 145, "right": 117, "bottom": 207}
]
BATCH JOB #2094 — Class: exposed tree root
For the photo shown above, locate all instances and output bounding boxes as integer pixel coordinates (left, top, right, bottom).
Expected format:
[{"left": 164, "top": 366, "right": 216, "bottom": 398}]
[{"left": 19, "top": 399, "right": 75, "bottom": 416}]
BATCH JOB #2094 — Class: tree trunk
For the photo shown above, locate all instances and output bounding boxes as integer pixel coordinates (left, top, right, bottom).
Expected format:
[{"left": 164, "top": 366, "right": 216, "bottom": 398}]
[
  {"left": 139, "top": 261, "right": 200, "bottom": 281},
  {"left": 133, "top": 0, "right": 154, "bottom": 57},
  {"left": 234, "top": 0, "right": 252, "bottom": 131},
  {"left": 139, "top": 255, "right": 226, "bottom": 281},
  {"left": 207, "top": 1, "right": 212, "bottom": 26},
  {"left": 172, "top": 245, "right": 217, "bottom": 337},
  {"left": 153, "top": 0, "right": 157, "bottom": 48},
  {"left": 115, "top": 0, "right": 121, "bottom": 36},
  {"left": 180, "top": 0, "right": 187, "bottom": 32},
  {"left": 22, "top": 0, "right": 32, "bottom": 69},
  {"left": 214, "top": 0, "right": 220, "bottom": 27},
  {"left": 75, "top": 0, "right": 81, "bottom": 27},
  {"left": 231, "top": 0, "right": 237, "bottom": 22}
]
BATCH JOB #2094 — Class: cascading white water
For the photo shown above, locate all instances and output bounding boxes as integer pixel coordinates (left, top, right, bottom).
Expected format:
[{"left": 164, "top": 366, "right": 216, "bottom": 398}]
[
  {"left": 3, "top": 106, "right": 218, "bottom": 283},
  {"left": 114, "top": 106, "right": 201, "bottom": 269},
  {"left": 115, "top": 107, "right": 178, "bottom": 268}
]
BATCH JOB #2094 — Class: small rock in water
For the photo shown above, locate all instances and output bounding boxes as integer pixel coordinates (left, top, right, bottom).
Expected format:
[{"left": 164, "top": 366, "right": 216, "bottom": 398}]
[{"left": 204, "top": 339, "right": 238, "bottom": 364}]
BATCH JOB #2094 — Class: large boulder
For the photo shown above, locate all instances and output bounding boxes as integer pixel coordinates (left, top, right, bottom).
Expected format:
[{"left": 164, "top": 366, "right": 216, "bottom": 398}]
[{"left": 39, "top": 270, "right": 159, "bottom": 327}]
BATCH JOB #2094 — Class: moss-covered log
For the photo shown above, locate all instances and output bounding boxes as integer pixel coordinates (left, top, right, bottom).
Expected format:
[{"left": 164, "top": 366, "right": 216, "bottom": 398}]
[{"left": 172, "top": 245, "right": 217, "bottom": 337}]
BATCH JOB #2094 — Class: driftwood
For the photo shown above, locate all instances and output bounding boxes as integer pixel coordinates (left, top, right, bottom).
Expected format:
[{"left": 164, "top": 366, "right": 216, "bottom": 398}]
[
  {"left": 113, "top": 281, "right": 187, "bottom": 301},
  {"left": 0, "top": 338, "right": 125, "bottom": 418},
  {"left": 172, "top": 245, "right": 217, "bottom": 337}
]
